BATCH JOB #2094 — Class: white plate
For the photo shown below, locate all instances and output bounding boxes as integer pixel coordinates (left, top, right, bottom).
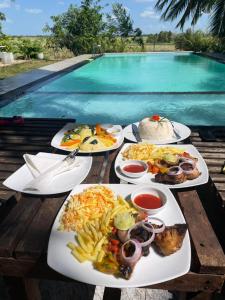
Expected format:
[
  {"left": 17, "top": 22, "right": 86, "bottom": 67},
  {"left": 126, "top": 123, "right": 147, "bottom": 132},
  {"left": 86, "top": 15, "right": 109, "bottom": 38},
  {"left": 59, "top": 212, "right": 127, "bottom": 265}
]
[
  {"left": 3, "top": 153, "right": 92, "bottom": 195},
  {"left": 51, "top": 123, "right": 124, "bottom": 153},
  {"left": 47, "top": 184, "right": 191, "bottom": 288},
  {"left": 115, "top": 144, "right": 209, "bottom": 189},
  {"left": 123, "top": 122, "right": 191, "bottom": 144}
]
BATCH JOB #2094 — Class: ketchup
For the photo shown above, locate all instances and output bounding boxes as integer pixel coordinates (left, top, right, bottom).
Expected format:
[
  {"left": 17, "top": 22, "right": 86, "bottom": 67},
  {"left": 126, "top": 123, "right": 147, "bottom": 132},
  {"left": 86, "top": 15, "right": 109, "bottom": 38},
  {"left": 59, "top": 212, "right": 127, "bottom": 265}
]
[
  {"left": 123, "top": 164, "right": 145, "bottom": 173},
  {"left": 134, "top": 194, "right": 162, "bottom": 209}
]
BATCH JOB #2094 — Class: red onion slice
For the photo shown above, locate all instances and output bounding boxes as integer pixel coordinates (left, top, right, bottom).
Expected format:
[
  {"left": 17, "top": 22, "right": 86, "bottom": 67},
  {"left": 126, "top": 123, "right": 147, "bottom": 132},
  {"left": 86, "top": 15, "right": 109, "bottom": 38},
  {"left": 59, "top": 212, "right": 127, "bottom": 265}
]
[
  {"left": 121, "top": 239, "right": 142, "bottom": 267},
  {"left": 167, "top": 166, "right": 183, "bottom": 176},
  {"left": 127, "top": 222, "right": 155, "bottom": 247},
  {"left": 145, "top": 217, "right": 165, "bottom": 233},
  {"left": 179, "top": 161, "right": 195, "bottom": 175},
  {"left": 179, "top": 157, "right": 196, "bottom": 166}
]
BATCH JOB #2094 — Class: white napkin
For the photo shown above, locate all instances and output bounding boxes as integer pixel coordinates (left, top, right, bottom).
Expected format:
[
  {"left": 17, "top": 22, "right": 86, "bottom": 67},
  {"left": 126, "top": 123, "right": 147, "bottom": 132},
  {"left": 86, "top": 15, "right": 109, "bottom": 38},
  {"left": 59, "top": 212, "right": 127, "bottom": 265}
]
[{"left": 23, "top": 154, "right": 79, "bottom": 191}]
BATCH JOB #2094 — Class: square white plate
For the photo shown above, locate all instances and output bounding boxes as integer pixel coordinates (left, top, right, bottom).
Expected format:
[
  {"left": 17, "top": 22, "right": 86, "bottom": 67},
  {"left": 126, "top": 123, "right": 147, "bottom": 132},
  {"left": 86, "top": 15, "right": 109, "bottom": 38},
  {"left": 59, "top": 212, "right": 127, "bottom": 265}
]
[
  {"left": 3, "top": 153, "right": 92, "bottom": 195},
  {"left": 47, "top": 184, "right": 191, "bottom": 288},
  {"left": 51, "top": 123, "right": 124, "bottom": 153},
  {"left": 115, "top": 144, "right": 209, "bottom": 189}
]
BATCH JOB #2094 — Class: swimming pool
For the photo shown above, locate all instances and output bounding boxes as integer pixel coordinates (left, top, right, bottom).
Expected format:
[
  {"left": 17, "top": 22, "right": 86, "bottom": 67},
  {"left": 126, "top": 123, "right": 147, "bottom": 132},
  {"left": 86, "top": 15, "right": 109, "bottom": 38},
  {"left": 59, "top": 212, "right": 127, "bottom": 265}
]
[{"left": 1, "top": 52, "right": 225, "bottom": 125}]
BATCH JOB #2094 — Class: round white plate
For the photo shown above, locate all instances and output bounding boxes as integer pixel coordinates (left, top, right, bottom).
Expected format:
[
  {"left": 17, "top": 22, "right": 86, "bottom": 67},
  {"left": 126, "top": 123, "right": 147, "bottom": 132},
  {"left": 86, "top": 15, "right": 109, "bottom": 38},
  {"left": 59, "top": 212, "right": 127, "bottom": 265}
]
[
  {"left": 51, "top": 123, "right": 124, "bottom": 153},
  {"left": 115, "top": 144, "right": 209, "bottom": 189},
  {"left": 47, "top": 184, "right": 191, "bottom": 288},
  {"left": 123, "top": 122, "right": 191, "bottom": 144},
  {"left": 3, "top": 153, "right": 92, "bottom": 195}
]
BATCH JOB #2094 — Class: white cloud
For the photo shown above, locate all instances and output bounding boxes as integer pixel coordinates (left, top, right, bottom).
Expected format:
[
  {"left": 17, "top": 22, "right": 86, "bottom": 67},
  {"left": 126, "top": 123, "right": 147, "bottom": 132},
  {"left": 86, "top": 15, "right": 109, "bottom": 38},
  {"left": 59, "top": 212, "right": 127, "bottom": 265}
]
[
  {"left": 140, "top": 8, "right": 160, "bottom": 19},
  {"left": 58, "top": 1, "right": 65, "bottom": 5},
  {"left": 0, "top": 0, "right": 11, "bottom": 9},
  {"left": 25, "top": 8, "right": 43, "bottom": 14}
]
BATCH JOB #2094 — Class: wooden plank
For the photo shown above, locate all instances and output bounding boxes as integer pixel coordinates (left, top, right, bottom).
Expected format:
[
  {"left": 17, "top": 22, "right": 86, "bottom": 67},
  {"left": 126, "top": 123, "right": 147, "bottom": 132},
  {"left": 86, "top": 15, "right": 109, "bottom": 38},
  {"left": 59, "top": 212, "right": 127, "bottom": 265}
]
[
  {"left": 204, "top": 158, "right": 224, "bottom": 166},
  {"left": 83, "top": 155, "right": 105, "bottom": 184},
  {"left": 150, "top": 272, "right": 224, "bottom": 293},
  {"left": 0, "top": 189, "right": 15, "bottom": 202},
  {"left": 201, "top": 152, "right": 225, "bottom": 159},
  {"left": 0, "top": 136, "right": 51, "bottom": 143},
  {"left": 0, "top": 259, "right": 224, "bottom": 293},
  {"left": 192, "top": 141, "right": 225, "bottom": 148},
  {"left": 210, "top": 173, "right": 225, "bottom": 183},
  {"left": 0, "top": 163, "right": 22, "bottom": 172},
  {"left": 177, "top": 190, "right": 225, "bottom": 274},
  {"left": 196, "top": 147, "right": 225, "bottom": 153},
  {"left": 0, "top": 196, "right": 42, "bottom": 257},
  {"left": 208, "top": 166, "right": 222, "bottom": 173},
  {"left": 102, "top": 147, "right": 122, "bottom": 184},
  {"left": 0, "top": 156, "right": 24, "bottom": 164},
  {"left": 214, "top": 182, "right": 225, "bottom": 192},
  {"left": 0, "top": 144, "right": 51, "bottom": 151},
  {"left": 15, "top": 196, "right": 66, "bottom": 260}
]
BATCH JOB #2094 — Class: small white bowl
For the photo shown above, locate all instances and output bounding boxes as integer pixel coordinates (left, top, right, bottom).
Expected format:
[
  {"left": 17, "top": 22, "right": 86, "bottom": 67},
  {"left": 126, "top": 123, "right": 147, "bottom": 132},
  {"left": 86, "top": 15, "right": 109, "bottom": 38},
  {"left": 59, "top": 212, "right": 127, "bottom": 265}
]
[
  {"left": 131, "top": 186, "right": 167, "bottom": 215},
  {"left": 120, "top": 160, "right": 148, "bottom": 178}
]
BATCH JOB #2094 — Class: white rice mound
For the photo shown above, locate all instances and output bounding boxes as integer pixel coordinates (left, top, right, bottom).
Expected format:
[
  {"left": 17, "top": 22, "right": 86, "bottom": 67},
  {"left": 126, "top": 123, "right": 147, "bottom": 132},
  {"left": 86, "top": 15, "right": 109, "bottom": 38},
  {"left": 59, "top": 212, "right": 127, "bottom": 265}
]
[{"left": 138, "top": 117, "right": 174, "bottom": 140}]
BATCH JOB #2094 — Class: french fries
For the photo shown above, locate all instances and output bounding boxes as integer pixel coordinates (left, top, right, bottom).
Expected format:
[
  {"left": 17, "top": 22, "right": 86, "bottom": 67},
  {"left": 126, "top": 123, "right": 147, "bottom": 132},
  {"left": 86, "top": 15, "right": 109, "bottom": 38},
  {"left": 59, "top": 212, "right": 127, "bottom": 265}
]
[{"left": 66, "top": 188, "right": 138, "bottom": 264}]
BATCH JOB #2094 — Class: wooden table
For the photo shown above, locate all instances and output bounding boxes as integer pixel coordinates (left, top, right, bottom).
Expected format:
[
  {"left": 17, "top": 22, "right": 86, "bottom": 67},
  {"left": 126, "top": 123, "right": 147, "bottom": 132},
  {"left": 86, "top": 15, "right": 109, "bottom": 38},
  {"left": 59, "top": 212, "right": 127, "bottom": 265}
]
[{"left": 0, "top": 118, "right": 225, "bottom": 300}]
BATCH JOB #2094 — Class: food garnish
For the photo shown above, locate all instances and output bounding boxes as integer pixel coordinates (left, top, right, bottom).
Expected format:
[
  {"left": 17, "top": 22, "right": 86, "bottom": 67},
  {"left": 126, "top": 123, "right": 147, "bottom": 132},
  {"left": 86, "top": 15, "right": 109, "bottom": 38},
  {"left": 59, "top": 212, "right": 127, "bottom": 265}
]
[
  {"left": 60, "top": 124, "right": 117, "bottom": 151},
  {"left": 59, "top": 186, "right": 187, "bottom": 280}
]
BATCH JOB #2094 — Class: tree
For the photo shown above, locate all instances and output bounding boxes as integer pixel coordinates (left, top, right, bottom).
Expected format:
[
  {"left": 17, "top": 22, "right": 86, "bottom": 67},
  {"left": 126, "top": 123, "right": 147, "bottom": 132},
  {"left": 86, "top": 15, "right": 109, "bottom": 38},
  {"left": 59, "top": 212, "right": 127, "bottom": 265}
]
[
  {"left": 155, "top": 0, "right": 225, "bottom": 37},
  {"left": 107, "top": 3, "right": 133, "bottom": 37},
  {"left": 133, "top": 27, "right": 144, "bottom": 50},
  {"left": 44, "top": 0, "right": 105, "bottom": 55},
  {"left": 0, "top": 12, "right": 6, "bottom": 36}
]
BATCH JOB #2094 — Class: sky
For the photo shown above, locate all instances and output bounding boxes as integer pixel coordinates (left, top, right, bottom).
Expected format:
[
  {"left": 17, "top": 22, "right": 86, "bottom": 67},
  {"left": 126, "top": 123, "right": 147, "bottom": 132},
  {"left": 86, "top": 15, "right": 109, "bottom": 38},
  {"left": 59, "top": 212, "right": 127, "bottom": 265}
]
[{"left": 0, "top": 0, "right": 210, "bottom": 36}]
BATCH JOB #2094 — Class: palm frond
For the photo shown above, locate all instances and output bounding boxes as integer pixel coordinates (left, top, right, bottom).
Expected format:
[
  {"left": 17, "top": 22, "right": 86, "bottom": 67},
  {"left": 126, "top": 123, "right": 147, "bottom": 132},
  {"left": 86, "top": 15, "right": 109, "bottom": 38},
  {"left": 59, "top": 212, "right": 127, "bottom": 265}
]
[
  {"left": 155, "top": 0, "right": 216, "bottom": 30},
  {"left": 210, "top": 0, "right": 225, "bottom": 37}
]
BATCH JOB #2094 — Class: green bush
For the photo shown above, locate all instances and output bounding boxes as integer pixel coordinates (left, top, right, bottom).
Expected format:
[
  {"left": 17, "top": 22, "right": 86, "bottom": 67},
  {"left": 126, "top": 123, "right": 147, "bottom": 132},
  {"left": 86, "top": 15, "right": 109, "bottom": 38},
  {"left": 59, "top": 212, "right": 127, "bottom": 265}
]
[
  {"left": 175, "top": 30, "right": 217, "bottom": 52},
  {"left": 17, "top": 39, "right": 43, "bottom": 59},
  {"left": 0, "top": 36, "right": 19, "bottom": 53}
]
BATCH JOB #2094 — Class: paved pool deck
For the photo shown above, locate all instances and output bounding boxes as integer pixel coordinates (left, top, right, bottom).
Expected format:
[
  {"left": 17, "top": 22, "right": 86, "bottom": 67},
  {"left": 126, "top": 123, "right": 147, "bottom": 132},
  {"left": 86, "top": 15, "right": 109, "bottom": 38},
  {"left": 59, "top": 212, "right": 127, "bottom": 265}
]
[{"left": 0, "top": 54, "right": 93, "bottom": 101}]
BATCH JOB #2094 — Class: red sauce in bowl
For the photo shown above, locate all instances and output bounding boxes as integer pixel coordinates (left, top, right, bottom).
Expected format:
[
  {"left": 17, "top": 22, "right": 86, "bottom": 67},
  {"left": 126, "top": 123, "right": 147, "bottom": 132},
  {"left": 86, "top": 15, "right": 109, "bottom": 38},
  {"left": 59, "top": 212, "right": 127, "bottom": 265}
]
[
  {"left": 123, "top": 164, "right": 146, "bottom": 173},
  {"left": 134, "top": 194, "right": 162, "bottom": 209}
]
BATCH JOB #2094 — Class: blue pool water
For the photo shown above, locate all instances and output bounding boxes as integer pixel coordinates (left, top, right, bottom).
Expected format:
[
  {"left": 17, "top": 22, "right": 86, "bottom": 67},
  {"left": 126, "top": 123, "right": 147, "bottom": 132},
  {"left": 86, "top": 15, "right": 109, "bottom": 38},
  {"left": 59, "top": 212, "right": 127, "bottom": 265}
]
[{"left": 1, "top": 53, "right": 225, "bottom": 125}]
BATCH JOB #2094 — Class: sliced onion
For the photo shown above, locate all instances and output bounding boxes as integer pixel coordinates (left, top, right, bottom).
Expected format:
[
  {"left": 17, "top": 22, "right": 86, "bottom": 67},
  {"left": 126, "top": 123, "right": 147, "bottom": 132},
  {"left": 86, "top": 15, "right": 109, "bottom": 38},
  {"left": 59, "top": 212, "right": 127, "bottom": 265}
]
[
  {"left": 179, "top": 161, "right": 195, "bottom": 175},
  {"left": 179, "top": 157, "right": 196, "bottom": 166},
  {"left": 145, "top": 217, "right": 165, "bottom": 233},
  {"left": 127, "top": 222, "right": 155, "bottom": 247},
  {"left": 121, "top": 239, "right": 142, "bottom": 267},
  {"left": 167, "top": 166, "right": 183, "bottom": 176},
  {"left": 117, "top": 229, "right": 128, "bottom": 243}
]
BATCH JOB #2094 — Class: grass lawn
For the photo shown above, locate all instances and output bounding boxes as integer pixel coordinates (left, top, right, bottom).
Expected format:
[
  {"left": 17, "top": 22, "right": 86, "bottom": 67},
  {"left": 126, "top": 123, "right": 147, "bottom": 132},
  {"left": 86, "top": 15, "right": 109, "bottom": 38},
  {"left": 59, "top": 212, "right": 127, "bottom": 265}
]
[{"left": 0, "top": 60, "right": 59, "bottom": 80}]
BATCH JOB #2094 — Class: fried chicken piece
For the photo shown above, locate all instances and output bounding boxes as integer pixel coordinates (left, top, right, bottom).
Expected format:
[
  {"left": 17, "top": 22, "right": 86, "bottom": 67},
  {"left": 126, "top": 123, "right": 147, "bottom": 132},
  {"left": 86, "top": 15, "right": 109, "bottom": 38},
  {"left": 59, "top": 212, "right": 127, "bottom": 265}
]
[{"left": 154, "top": 224, "right": 187, "bottom": 256}]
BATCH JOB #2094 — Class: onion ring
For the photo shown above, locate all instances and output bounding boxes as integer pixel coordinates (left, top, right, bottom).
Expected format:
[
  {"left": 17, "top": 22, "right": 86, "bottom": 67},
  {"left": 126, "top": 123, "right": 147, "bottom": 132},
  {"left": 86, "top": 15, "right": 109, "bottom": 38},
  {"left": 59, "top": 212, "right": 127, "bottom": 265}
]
[
  {"left": 121, "top": 239, "right": 142, "bottom": 267},
  {"left": 127, "top": 222, "right": 155, "bottom": 247},
  {"left": 145, "top": 217, "right": 165, "bottom": 233},
  {"left": 167, "top": 166, "right": 183, "bottom": 176},
  {"left": 179, "top": 161, "right": 195, "bottom": 175},
  {"left": 179, "top": 157, "right": 196, "bottom": 166}
]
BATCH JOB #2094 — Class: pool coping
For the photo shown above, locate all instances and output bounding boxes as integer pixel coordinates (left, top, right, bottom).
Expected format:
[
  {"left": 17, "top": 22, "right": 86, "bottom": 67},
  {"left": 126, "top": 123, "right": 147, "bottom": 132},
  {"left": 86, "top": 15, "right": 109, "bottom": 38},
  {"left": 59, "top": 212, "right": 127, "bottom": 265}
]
[{"left": 0, "top": 54, "right": 97, "bottom": 102}]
